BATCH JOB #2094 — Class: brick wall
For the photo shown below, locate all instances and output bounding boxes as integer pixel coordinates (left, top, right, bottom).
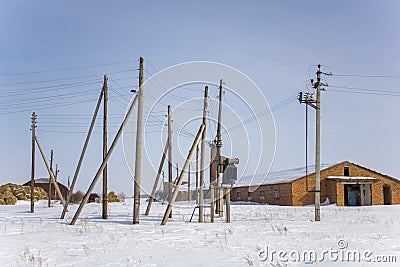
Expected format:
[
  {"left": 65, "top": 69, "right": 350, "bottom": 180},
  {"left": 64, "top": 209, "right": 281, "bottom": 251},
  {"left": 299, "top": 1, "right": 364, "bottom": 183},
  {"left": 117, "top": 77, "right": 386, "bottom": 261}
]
[
  {"left": 230, "top": 183, "right": 292, "bottom": 205},
  {"left": 232, "top": 161, "right": 400, "bottom": 206},
  {"left": 292, "top": 161, "right": 400, "bottom": 206}
]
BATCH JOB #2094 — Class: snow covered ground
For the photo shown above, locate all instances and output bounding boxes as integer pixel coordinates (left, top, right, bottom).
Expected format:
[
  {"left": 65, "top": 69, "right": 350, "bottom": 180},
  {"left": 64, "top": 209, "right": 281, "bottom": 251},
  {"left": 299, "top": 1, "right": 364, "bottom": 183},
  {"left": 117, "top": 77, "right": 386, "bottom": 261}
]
[{"left": 1, "top": 200, "right": 399, "bottom": 266}]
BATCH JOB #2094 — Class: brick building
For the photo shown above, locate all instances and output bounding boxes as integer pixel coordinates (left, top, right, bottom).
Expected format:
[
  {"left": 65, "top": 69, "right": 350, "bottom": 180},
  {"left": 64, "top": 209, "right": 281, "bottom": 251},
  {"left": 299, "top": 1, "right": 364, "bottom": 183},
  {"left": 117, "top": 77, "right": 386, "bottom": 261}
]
[{"left": 231, "top": 161, "right": 400, "bottom": 206}]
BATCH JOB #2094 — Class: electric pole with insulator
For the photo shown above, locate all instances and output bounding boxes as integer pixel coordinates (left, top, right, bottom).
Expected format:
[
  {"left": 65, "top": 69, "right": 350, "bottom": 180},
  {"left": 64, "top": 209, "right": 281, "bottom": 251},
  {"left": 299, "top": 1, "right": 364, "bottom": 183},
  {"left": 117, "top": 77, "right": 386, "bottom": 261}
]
[
  {"left": 133, "top": 57, "right": 144, "bottom": 224},
  {"left": 48, "top": 149, "right": 54, "bottom": 207},
  {"left": 30, "top": 112, "right": 37, "bottom": 213},
  {"left": 300, "top": 64, "right": 331, "bottom": 221}
]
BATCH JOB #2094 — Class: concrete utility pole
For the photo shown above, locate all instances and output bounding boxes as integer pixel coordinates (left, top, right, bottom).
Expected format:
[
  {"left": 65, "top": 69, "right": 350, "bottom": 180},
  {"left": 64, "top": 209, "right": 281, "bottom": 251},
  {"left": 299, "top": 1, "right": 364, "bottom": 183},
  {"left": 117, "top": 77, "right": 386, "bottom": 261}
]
[
  {"left": 315, "top": 64, "right": 322, "bottom": 222},
  {"left": 102, "top": 74, "right": 108, "bottom": 219},
  {"left": 216, "top": 79, "right": 224, "bottom": 217},
  {"left": 48, "top": 149, "right": 54, "bottom": 207},
  {"left": 133, "top": 57, "right": 144, "bottom": 224},
  {"left": 167, "top": 105, "right": 173, "bottom": 205},
  {"left": 199, "top": 86, "right": 208, "bottom": 222},
  {"left": 30, "top": 112, "right": 37, "bottom": 213}
]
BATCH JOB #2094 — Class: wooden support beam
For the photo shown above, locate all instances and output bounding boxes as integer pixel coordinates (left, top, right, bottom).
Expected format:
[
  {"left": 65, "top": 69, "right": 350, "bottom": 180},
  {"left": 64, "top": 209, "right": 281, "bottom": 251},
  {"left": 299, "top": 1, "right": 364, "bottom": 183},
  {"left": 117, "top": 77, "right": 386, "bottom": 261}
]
[
  {"left": 225, "top": 187, "right": 231, "bottom": 223},
  {"left": 161, "top": 124, "right": 205, "bottom": 225},
  {"left": 60, "top": 88, "right": 104, "bottom": 219},
  {"left": 48, "top": 149, "right": 54, "bottom": 207},
  {"left": 70, "top": 94, "right": 139, "bottom": 225},
  {"left": 210, "top": 184, "right": 215, "bottom": 223},
  {"left": 145, "top": 139, "right": 169, "bottom": 215},
  {"left": 199, "top": 86, "right": 208, "bottom": 222},
  {"left": 35, "top": 136, "right": 66, "bottom": 207}
]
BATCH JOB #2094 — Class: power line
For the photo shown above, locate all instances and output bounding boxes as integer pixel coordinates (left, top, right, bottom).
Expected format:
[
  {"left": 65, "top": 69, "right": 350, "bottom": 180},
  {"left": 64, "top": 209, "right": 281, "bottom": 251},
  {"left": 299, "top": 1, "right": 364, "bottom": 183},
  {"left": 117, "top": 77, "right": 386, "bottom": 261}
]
[
  {"left": 332, "top": 73, "right": 400, "bottom": 79},
  {"left": 1, "top": 60, "right": 136, "bottom": 76},
  {"left": 0, "top": 69, "right": 135, "bottom": 87},
  {"left": 328, "top": 85, "right": 400, "bottom": 94}
]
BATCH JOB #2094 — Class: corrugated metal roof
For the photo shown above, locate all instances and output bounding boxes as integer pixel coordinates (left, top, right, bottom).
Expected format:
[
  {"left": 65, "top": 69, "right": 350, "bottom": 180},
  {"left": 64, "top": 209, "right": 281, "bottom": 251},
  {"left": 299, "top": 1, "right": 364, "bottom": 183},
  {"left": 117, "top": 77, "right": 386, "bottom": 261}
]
[{"left": 234, "top": 163, "right": 337, "bottom": 188}]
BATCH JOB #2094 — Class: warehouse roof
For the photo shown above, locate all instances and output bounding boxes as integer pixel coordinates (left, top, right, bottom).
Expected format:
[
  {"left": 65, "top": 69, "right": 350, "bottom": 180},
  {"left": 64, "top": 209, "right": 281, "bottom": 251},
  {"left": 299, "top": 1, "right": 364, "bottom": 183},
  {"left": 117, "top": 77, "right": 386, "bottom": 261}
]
[{"left": 234, "top": 163, "right": 337, "bottom": 188}]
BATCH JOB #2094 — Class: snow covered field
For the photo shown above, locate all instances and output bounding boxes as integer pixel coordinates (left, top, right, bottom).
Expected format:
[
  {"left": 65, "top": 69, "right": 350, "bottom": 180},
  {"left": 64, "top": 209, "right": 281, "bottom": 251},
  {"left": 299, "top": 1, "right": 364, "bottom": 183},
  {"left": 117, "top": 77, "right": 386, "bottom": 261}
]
[{"left": 1, "top": 200, "right": 399, "bottom": 266}]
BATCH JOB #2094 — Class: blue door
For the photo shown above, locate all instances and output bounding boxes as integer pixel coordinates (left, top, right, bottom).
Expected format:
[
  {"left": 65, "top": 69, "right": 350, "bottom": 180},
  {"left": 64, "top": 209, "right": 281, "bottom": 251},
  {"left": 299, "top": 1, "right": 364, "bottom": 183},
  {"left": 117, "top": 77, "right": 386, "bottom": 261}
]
[{"left": 349, "top": 191, "right": 357, "bottom": 206}]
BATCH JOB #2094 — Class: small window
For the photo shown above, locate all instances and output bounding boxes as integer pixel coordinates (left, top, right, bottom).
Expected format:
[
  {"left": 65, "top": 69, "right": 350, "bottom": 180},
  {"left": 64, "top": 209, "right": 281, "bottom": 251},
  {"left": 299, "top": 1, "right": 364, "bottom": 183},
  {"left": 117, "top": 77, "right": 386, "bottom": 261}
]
[
  {"left": 260, "top": 190, "right": 265, "bottom": 200},
  {"left": 236, "top": 191, "right": 241, "bottom": 200},
  {"left": 344, "top": 166, "right": 350, "bottom": 176},
  {"left": 273, "top": 188, "right": 280, "bottom": 199},
  {"left": 248, "top": 191, "right": 253, "bottom": 200}
]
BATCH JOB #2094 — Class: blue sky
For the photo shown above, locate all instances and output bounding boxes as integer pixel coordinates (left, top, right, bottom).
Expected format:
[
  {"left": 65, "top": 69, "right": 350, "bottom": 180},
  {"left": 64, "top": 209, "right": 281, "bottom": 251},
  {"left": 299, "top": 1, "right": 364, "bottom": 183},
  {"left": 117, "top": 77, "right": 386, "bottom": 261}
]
[{"left": 1, "top": 1, "right": 400, "bottom": 195}]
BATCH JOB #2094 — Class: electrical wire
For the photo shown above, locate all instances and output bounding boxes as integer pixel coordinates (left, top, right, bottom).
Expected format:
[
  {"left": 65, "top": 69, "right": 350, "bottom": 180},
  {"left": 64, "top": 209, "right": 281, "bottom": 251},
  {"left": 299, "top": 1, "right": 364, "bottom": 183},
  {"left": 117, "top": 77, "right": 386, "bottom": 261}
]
[{"left": 1, "top": 60, "right": 136, "bottom": 76}]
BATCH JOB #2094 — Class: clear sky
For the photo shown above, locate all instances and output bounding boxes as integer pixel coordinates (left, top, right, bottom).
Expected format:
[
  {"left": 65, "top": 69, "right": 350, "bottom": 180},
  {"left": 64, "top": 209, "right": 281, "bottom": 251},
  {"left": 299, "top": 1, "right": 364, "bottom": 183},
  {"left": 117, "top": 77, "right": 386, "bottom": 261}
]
[{"left": 1, "top": 1, "right": 399, "bottom": 196}]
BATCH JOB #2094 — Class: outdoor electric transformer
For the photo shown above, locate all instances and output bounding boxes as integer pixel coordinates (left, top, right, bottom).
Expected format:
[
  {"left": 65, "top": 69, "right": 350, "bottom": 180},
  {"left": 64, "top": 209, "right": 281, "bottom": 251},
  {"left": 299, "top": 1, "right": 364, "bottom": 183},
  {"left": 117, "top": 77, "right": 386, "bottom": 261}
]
[{"left": 221, "top": 157, "right": 239, "bottom": 185}]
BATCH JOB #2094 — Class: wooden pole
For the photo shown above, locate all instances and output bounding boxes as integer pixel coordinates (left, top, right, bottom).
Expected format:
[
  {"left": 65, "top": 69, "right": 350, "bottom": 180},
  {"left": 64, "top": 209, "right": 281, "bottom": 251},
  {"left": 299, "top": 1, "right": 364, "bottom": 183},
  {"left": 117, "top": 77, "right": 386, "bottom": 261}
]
[
  {"left": 102, "top": 74, "right": 108, "bottom": 219},
  {"left": 70, "top": 94, "right": 139, "bottom": 225},
  {"left": 225, "top": 187, "right": 231, "bottom": 223},
  {"left": 167, "top": 105, "right": 173, "bottom": 218},
  {"left": 54, "top": 164, "right": 59, "bottom": 199},
  {"left": 210, "top": 184, "right": 215, "bottom": 223},
  {"left": 60, "top": 88, "right": 104, "bottom": 219},
  {"left": 199, "top": 86, "right": 208, "bottom": 222},
  {"left": 161, "top": 124, "right": 205, "bottom": 225},
  {"left": 48, "top": 150, "right": 54, "bottom": 207},
  {"left": 188, "top": 164, "right": 191, "bottom": 202},
  {"left": 145, "top": 139, "right": 168, "bottom": 215},
  {"left": 30, "top": 112, "right": 37, "bottom": 213},
  {"left": 196, "top": 145, "right": 199, "bottom": 204},
  {"left": 35, "top": 136, "right": 66, "bottom": 207}
]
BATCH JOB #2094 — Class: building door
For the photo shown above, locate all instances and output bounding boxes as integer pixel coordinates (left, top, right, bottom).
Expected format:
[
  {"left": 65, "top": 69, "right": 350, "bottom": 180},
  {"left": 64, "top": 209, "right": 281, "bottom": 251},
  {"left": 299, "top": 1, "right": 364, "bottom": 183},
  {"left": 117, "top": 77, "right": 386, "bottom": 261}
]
[
  {"left": 383, "top": 185, "right": 392, "bottom": 205},
  {"left": 349, "top": 191, "right": 357, "bottom": 206}
]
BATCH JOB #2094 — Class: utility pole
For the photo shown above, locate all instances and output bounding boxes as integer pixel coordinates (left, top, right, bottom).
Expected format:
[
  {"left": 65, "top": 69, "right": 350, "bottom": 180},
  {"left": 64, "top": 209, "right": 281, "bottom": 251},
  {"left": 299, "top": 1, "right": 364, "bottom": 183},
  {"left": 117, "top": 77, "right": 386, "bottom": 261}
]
[
  {"left": 199, "top": 86, "right": 208, "bottom": 222},
  {"left": 188, "top": 163, "right": 191, "bottom": 202},
  {"left": 167, "top": 105, "right": 173, "bottom": 213},
  {"left": 299, "top": 64, "right": 330, "bottom": 222},
  {"left": 30, "top": 112, "right": 37, "bottom": 213},
  {"left": 48, "top": 149, "right": 54, "bottom": 207},
  {"left": 133, "top": 57, "right": 144, "bottom": 224},
  {"left": 216, "top": 79, "right": 224, "bottom": 217},
  {"left": 102, "top": 74, "right": 108, "bottom": 219},
  {"left": 314, "top": 65, "right": 322, "bottom": 222},
  {"left": 298, "top": 91, "right": 316, "bottom": 193},
  {"left": 195, "top": 145, "right": 199, "bottom": 204},
  {"left": 54, "top": 164, "right": 59, "bottom": 199}
]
